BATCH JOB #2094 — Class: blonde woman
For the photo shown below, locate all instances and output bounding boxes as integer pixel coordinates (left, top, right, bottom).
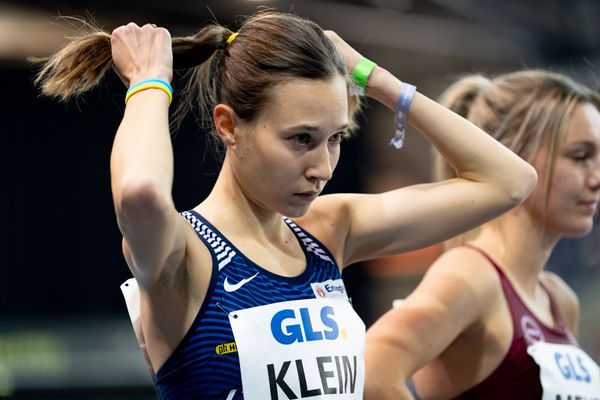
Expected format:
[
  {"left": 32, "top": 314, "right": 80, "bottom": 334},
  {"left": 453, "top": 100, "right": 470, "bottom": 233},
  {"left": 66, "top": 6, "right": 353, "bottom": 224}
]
[{"left": 365, "top": 70, "right": 600, "bottom": 400}]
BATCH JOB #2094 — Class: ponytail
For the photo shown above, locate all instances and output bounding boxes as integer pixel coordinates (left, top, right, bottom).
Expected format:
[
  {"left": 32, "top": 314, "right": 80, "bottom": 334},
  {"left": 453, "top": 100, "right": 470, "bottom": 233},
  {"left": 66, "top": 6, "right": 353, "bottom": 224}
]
[
  {"left": 172, "top": 26, "right": 230, "bottom": 69},
  {"left": 171, "top": 25, "right": 233, "bottom": 153},
  {"left": 32, "top": 18, "right": 111, "bottom": 101},
  {"left": 438, "top": 75, "right": 491, "bottom": 118},
  {"left": 33, "top": 18, "right": 231, "bottom": 103}
]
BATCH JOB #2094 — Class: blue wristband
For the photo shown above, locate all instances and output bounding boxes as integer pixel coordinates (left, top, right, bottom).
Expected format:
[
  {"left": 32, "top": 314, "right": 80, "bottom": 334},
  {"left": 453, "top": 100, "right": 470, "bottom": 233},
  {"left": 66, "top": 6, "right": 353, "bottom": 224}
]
[{"left": 390, "top": 83, "right": 417, "bottom": 149}]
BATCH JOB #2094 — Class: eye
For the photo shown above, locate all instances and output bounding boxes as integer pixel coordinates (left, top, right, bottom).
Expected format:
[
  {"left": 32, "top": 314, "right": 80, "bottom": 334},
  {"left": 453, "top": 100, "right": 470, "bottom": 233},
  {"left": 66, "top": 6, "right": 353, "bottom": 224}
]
[
  {"left": 571, "top": 151, "right": 590, "bottom": 162},
  {"left": 293, "top": 134, "right": 312, "bottom": 145},
  {"left": 329, "top": 133, "right": 344, "bottom": 144}
]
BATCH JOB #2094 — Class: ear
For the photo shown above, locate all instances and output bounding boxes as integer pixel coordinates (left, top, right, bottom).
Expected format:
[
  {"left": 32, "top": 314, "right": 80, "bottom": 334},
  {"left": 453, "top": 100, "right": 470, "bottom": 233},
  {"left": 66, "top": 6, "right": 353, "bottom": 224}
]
[{"left": 214, "top": 104, "right": 238, "bottom": 147}]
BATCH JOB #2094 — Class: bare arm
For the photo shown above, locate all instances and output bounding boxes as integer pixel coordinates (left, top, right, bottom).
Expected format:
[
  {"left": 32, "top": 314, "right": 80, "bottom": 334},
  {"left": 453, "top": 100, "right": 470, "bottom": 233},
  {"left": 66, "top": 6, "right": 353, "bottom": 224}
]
[
  {"left": 322, "top": 32, "right": 537, "bottom": 266},
  {"left": 110, "top": 23, "right": 187, "bottom": 285},
  {"left": 364, "top": 248, "right": 497, "bottom": 400}
]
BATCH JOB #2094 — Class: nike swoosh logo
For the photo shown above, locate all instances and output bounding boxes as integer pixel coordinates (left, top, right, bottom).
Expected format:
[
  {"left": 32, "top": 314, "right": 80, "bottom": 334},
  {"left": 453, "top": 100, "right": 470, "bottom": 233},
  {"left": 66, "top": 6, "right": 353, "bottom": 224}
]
[{"left": 224, "top": 272, "right": 259, "bottom": 293}]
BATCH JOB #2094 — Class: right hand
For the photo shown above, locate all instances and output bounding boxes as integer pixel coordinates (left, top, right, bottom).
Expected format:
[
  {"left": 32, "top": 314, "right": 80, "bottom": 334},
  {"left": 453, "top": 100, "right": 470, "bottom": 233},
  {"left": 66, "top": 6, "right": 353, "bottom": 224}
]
[{"left": 110, "top": 22, "right": 173, "bottom": 87}]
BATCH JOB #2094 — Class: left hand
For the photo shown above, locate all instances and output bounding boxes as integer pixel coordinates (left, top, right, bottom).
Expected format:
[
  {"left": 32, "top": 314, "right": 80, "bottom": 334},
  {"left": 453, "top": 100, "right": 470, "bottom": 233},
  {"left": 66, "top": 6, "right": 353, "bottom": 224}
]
[{"left": 324, "top": 30, "right": 364, "bottom": 73}]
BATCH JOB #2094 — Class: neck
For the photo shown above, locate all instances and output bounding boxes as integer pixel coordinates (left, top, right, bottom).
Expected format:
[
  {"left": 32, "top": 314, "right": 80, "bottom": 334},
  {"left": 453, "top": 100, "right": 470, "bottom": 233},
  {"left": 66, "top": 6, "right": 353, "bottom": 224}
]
[
  {"left": 197, "top": 156, "right": 289, "bottom": 244},
  {"left": 473, "top": 206, "right": 560, "bottom": 294}
]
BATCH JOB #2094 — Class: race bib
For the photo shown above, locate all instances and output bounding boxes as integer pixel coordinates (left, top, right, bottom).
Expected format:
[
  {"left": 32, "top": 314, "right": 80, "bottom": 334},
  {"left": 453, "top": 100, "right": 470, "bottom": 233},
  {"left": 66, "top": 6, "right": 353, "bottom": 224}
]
[
  {"left": 527, "top": 341, "right": 600, "bottom": 400},
  {"left": 229, "top": 298, "right": 365, "bottom": 400}
]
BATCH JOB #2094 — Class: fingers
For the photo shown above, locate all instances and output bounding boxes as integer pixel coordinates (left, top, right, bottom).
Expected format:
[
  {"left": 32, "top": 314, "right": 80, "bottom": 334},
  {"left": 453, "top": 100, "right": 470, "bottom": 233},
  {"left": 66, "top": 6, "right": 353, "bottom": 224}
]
[
  {"left": 110, "top": 22, "right": 173, "bottom": 87},
  {"left": 111, "top": 22, "right": 168, "bottom": 36},
  {"left": 324, "top": 30, "right": 362, "bottom": 72},
  {"left": 324, "top": 30, "right": 340, "bottom": 41}
]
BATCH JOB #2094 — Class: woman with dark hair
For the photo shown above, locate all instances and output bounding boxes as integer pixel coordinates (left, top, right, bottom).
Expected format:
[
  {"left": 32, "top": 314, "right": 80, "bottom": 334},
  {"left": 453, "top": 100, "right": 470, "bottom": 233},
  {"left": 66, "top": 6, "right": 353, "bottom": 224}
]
[
  {"left": 35, "top": 12, "right": 535, "bottom": 399},
  {"left": 365, "top": 70, "right": 600, "bottom": 400}
]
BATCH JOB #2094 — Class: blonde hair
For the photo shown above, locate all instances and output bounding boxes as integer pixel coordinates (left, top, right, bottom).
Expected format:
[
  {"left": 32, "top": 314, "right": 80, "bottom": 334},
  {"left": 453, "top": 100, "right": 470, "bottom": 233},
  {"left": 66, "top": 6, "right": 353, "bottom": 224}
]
[{"left": 435, "top": 70, "right": 600, "bottom": 247}]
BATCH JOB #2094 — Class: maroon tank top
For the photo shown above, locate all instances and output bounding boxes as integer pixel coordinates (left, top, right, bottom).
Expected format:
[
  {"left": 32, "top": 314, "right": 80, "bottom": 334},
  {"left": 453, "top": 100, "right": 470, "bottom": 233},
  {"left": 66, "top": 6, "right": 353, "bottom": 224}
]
[{"left": 456, "top": 244, "right": 578, "bottom": 400}]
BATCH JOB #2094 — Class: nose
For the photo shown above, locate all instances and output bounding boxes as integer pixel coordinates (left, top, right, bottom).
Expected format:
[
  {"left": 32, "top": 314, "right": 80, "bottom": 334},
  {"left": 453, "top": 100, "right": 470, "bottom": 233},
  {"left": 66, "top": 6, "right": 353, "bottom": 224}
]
[
  {"left": 590, "top": 162, "right": 600, "bottom": 191},
  {"left": 305, "top": 144, "right": 335, "bottom": 182},
  {"left": 588, "top": 153, "right": 600, "bottom": 191}
]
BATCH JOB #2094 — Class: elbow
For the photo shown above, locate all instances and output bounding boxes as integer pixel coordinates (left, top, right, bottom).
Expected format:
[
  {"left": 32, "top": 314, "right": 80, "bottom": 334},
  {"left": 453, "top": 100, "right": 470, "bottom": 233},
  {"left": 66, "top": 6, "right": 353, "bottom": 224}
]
[
  {"left": 114, "top": 178, "right": 172, "bottom": 220},
  {"left": 365, "top": 337, "right": 411, "bottom": 400},
  {"left": 506, "top": 162, "right": 538, "bottom": 206}
]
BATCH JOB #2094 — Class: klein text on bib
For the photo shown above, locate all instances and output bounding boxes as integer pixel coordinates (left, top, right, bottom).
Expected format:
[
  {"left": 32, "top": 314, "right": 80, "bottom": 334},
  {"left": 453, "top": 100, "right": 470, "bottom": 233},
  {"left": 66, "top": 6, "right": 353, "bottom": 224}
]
[{"left": 229, "top": 298, "right": 365, "bottom": 400}]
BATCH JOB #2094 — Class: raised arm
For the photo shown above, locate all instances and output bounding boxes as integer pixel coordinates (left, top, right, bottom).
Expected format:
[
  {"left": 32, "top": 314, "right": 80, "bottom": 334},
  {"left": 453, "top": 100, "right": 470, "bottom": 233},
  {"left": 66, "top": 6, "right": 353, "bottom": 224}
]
[
  {"left": 322, "top": 32, "right": 537, "bottom": 266},
  {"left": 110, "top": 23, "right": 187, "bottom": 284}
]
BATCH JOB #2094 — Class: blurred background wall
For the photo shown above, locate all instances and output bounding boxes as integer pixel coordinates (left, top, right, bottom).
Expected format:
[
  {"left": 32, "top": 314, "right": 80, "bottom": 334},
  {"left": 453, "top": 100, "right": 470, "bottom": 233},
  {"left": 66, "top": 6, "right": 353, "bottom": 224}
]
[{"left": 0, "top": 0, "right": 599, "bottom": 398}]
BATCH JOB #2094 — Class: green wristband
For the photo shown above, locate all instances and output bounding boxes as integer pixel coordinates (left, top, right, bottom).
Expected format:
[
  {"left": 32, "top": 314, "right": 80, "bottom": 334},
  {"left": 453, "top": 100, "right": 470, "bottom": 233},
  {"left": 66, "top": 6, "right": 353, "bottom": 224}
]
[{"left": 352, "top": 57, "right": 377, "bottom": 89}]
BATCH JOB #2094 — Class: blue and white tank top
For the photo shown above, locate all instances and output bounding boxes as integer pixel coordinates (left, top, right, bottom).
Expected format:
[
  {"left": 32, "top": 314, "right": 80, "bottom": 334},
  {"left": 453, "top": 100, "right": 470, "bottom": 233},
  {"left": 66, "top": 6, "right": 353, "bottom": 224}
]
[{"left": 153, "top": 210, "right": 349, "bottom": 399}]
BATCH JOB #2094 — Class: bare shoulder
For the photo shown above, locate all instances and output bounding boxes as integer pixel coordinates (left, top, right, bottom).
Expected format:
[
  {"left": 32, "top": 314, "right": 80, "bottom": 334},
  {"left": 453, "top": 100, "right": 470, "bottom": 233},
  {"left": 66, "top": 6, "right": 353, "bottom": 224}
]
[
  {"left": 406, "top": 245, "right": 504, "bottom": 319},
  {"left": 426, "top": 245, "right": 501, "bottom": 292},
  {"left": 293, "top": 193, "right": 354, "bottom": 265},
  {"left": 300, "top": 193, "right": 354, "bottom": 223},
  {"left": 540, "top": 271, "right": 580, "bottom": 334}
]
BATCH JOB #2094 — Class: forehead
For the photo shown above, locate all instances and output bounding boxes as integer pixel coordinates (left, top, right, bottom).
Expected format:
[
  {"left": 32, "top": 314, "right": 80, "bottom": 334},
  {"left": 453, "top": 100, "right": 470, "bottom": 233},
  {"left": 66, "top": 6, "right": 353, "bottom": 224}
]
[
  {"left": 256, "top": 76, "right": 349, "bottom": 130},
  {"left": 563, "top": 102, "right": 600, "bottom": 146}
]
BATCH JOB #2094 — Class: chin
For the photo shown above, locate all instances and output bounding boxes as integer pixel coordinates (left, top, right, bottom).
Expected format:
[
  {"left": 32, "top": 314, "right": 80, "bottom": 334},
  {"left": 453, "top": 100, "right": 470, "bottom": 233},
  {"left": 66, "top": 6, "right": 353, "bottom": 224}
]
[
  {"left": 281, "top": 204, "right": 311, "bottom": 219},
  {"left": 558, "top": 221, "right": 595, "bottom": 238},
  {"left": 285, "top": 208, "right": 310, "bottom": 219}
]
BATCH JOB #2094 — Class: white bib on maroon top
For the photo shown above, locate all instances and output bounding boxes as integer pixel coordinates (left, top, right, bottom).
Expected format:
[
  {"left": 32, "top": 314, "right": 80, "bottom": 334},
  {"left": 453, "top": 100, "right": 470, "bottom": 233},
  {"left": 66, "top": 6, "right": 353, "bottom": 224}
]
[{"left": 528, "top": 341, "right": 600, "bottom": 399}]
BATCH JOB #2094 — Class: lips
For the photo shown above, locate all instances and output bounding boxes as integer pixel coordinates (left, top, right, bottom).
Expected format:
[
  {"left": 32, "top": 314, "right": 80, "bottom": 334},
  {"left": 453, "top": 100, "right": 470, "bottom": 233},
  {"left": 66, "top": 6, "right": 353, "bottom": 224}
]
[
  {"left": 579, "top": 200, "right": 598, "bottom": 214},
  {"left": 294, "top": 191, "right": 319, "bottom": 201}
]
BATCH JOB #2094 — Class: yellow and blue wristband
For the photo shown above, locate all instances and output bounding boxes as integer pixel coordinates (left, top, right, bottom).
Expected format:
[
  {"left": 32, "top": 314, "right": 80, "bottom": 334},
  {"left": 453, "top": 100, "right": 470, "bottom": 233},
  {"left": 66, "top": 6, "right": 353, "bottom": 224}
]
[{"left": 125, "top": 78, "right": 173, "bottom": 105}]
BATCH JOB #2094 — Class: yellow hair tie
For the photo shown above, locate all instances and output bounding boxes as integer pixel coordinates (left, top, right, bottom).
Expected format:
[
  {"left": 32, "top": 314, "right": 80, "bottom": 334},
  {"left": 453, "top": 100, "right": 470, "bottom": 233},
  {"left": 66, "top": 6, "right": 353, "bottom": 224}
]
[{"left": 227, "top": 32, "right": 238, "bottom": 44}]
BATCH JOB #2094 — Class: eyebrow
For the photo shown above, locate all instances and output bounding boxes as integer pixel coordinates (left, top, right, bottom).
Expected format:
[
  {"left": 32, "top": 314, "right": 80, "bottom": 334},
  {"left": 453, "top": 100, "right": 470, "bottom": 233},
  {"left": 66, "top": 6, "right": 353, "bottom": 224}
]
[
  {"left": 565, "top": 140, "right": 597, "bottom": 149},
  {"left": 286, "top": 124, "right": 349, "bottom": 132}
]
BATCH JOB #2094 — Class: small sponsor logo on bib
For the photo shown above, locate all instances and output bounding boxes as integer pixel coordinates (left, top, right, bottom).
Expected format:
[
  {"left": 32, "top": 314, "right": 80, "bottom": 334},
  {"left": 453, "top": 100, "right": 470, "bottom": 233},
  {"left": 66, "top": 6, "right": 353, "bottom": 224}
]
[
  {"left": 215, "top": 342, "right": 238, "bottom": 355},
  {"left": 311, "top": 279, "right": 348, "bottom": 300}
]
